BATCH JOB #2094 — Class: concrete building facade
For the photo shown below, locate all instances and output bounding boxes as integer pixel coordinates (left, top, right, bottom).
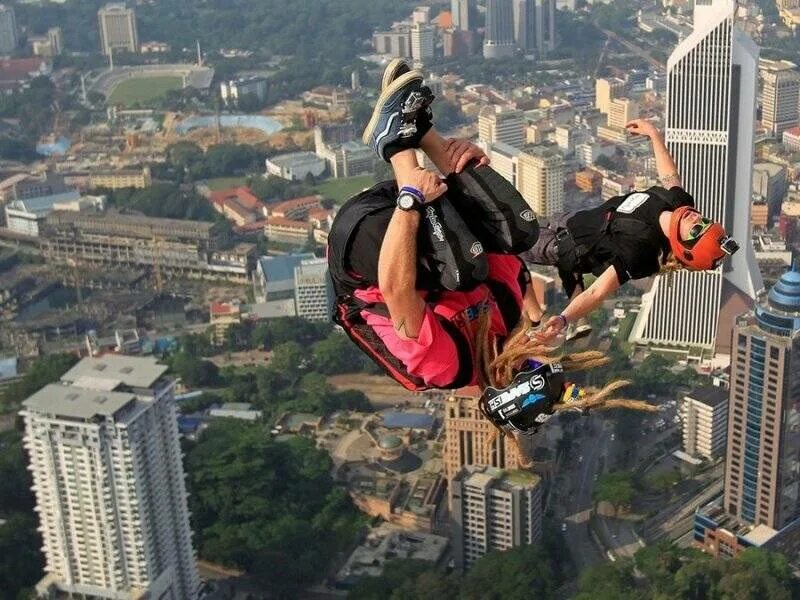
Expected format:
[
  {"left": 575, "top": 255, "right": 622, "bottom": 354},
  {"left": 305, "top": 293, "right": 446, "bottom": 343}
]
[
  {"left": 450, "top": 465, "right": 542, "bottom": 570},
  {"left": 21, "top": 356, "right": 200, "bottom": 599},
  {"left": 0, "top": 5, "right": 18, "bottom": 54},
  {"left": 681, "top": 386, "right": 729, "bottom": 460},
  {"left": 294, "top": 258, "right": 332, "bottom": 322},
  {"left": 98, "top": 3, "right": 139, "bottom": 55},
  {"left": 760, "top": 59, "right": 800, "bottom": 138},
  {"left": 484, "top": 0, "right": 516, "bottom": 59},
  {"left": 595, "top": 77, "right": 625, "bottom": 115},
  {"left": 478, "top": 106, "right": 525, "bottom": 149},
  {"left": 517, "top": 148, "right": 564, "bottom": 217}
]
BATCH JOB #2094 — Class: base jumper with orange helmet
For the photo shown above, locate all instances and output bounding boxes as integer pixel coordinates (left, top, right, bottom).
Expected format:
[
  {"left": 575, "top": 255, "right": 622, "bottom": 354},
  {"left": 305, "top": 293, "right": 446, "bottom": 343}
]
[{"left": 667, "top": 205, "right": 739, "bottom": 270}]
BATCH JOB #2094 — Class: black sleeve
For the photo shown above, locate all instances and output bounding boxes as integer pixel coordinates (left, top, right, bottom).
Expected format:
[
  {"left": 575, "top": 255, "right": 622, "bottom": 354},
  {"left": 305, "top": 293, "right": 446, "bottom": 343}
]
[
  {"left": 664, "top": 186, "right": 695, "bottom": 209},
  {"left": 610, "top": 257, "right": 631, "bottom": 286}
]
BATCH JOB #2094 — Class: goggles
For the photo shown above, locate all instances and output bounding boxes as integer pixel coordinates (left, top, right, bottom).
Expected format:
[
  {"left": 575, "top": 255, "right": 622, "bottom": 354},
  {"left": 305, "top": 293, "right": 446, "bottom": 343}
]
[{"left": 686, "top": 217, "right": 713, "bottom": 242}]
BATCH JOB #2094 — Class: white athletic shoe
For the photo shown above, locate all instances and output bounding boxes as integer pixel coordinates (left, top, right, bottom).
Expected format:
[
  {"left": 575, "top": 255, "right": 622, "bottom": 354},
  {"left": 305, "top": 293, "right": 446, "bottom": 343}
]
[{"left": 565, "top": 318, "right": 592, "bottom": 342}]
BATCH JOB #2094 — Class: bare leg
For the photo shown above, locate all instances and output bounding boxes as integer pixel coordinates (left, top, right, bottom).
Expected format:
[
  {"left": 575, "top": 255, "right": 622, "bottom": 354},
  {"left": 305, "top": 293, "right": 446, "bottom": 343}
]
[
  {"left": 390, "top": 148, "right": 422, "bottom": 186},
  {"left": 418, "top": 128, "right": 455, "bottom": 175}
]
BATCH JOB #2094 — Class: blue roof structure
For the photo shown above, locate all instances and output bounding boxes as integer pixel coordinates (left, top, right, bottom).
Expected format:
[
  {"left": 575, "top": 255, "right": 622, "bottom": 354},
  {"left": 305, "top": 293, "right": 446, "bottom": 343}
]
[
  {"left": 0, "top": 357, "right": 18, "bottom": 381},
  {"left": 382, "top": 411, "right": 435, "bottom": 432},
  {"left": 259, "top": 253, "right": 315, "bottom": 284},
  {"left": 177, "top": 416, "right": 203, "bottom": 434},
  {"left": 756, "top": 267, "right": 800, "bottom": 335}
]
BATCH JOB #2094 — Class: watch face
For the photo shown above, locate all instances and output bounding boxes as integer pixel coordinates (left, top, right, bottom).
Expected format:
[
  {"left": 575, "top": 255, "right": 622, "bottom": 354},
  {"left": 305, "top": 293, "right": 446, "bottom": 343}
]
[{"left": 398, "top": 194, "right": 416, "bottom": 210}]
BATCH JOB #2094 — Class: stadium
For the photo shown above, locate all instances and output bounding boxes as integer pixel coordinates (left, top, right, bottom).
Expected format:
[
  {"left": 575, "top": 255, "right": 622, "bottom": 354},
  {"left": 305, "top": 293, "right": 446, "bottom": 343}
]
[{"left": 91, "top": 64, "right": 215, "bottom": 105}]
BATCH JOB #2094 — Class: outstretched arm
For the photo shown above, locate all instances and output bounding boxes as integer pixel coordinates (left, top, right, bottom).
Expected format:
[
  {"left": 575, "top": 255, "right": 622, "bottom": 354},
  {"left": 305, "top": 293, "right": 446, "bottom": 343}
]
[
  {"left": 626, "top": 119, "right": 682, "bottom": 189},
  {"left": 535, "top": 266, "right": 620, "bottom": 343},
  {"left": 379, "top": 152, "right": 448, "bottom": 340}
]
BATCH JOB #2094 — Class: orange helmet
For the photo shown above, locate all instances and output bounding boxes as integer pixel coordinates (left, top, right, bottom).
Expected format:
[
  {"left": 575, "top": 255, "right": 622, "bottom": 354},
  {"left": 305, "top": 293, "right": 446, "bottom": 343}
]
[{"left": 668, "top": 206, "right": 739, "bottom": 270}]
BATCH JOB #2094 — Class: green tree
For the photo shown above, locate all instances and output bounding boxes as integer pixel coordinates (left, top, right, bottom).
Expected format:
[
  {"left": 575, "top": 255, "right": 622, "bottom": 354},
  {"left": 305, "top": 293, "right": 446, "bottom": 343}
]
[
  {"left": 593, "top": 470, "right": 635, "bottom": 515},
  {"left": 461, "top": 545, "right": 560, "bottom": 600},
  {"left": 2, "top": 353, "right": 79, "bottom": 408},
  {"left": 573, "top": 561, "right": 638, "bottom": 600},
  {"left": 311, "top": 332, "right": 367, "bottom": 374},
  {"left": 170, "top": 353, "right": 219, "bottom": 387},
  {"left": 0, "top": 513, "right": 44, "bottom": 599},
  {"left": 0, "top": 431, "right": 35, "bottom": 513}
]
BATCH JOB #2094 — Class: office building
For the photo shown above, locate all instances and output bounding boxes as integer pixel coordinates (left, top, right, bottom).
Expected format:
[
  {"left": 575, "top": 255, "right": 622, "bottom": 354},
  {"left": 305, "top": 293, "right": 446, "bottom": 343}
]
[
  {"left": 47, "top": 27, "right": 63, "bottom": 56},
  {"left": 98, "top": 3, "right": 139, "bottom": 55},
  {"left": 219, "top": 76, "right": 268, "bottom": 107},
  {"left": 373, "top": 29, "right": 411, "bottom": 57},
  {"left": 607, "top": 97, "right": 639, "bottom": 129},
  {"left": 0, "top": 5, "right": 17, "bottom": 54},
  {"left": 681, "top": 386, "right": 728, "bottom": 460},
  {"left": 478, "top": 106, "right": 525, "bottom": 149},
  {"left": 760, "top": 59, "right": 800, "bottom": 138},
  {"left": 484, "top": 0, "right": 515, "bottom": 59},
  {"left": 444, "top": 388, "right": 530, "bottom": 481},
  {"left": 4, "top": 190, "right": 84, "bottom": 237},
  {"left": 210, "top": 301, "right": 243, "bottom": 345},
  {"left": 413, "top": 6, "right": 432, "bottom": 24},
  {"left": 724, "top": 268, "right": 800, "bottom": 530},
  {"left": 450, "top": 465, "right": 542, "bottom": 570},
  {"left": 294, "top": 258, "right": 333, "bottom": 322},
  {"left": 517, "top": 147, "right": 564, "bottom": 217},
  {"left": 595, "top": 77, "right": 625, "bottom": 115},
  {"left": 21, "top": 356, "right": 200, "bottom": 599},
  {"left": 452, "top": 0, "right": 471, "bottom": 30},
  {"left": 782, "top": 126, "right": 800, "bottom": 152},
  {"left": 252, "top": 252, "right": 315, "bottom": 303},
  {"left": 410, "top": 23, "right": 435, "bottom": 67},
  {"left": 88, "top": 167, "right": 151, "bottom": 190},
  {"left": 513, "top": 0, "right": 555, "bottom": 55},
  {"left": 631, "top": 0, "right": 764, "bottom": 351}
]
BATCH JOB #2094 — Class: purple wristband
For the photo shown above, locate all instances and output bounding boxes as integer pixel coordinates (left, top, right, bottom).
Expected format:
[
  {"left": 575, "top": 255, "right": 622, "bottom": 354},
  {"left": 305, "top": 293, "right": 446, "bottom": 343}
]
[
  {"left": 557, "top": 314, "right": 568, "bottom": 329},
  {"left": 399, "top": 185, "right": 425, "bottom": 203}
]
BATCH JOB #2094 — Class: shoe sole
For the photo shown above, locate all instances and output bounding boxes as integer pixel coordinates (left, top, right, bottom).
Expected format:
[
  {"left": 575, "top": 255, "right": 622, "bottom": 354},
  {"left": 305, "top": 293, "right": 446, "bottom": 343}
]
[
  {"left": 566, "top": 328, "right": 592, "bottom": 343},
  {"left": 381, "top": 58, "right": 410, "bottom": 91},
  {"left": 362, "top": 70, "right": 424, "bottom": 146}
]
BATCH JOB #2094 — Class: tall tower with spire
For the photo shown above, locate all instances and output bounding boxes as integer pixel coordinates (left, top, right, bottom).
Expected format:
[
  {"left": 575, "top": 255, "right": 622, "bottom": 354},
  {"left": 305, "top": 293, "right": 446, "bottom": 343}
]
[{"left": 631, "top": 0, "right": 764, "bottom": 353}]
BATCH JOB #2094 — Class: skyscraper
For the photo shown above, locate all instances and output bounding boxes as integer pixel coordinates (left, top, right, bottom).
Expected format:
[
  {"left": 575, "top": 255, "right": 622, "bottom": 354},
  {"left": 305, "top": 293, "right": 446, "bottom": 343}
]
[
  {"left": 631, "top": 0, "right": 763, "bottom": 351},
  {"left": 450, "top": 465, "right": 542, "bottom": 570},
  {"left": 517, "top": 147, "right": 564, "bottom": 217},
  {"left": 724, "top": 268, "right": 800, "bottom": 530},
  {"left": 294, "top": 257, "right": 333, "bottom": 322},
  {"left": 681, "top": 386, "right": 729, "bottom": 460},
  {"left": 484, "top": 0, "right": 515, "bottom": 59},
  {"left": 0, "top": 5, "right": 18, "bottom": 54},
  {"left": 607, "top": 97, "right": 638, "bottom": 130},
  {"left": 444, "top": 388, "right": 530, "bottom": 481},
  {"left": 21, "top": 355, "right": 200, "bottom": 599},
  {"left": 760, "top": 59, "right": 800, "bottom": 138},
  {"left": 410, "top": 23, "right": 435, "bottom": 67},
  {"left": 478, "top": 106, "right": 526, "bottom": 149},
  {"left": 98, "top": 3, "right": 139, "bottom": 56},
  {"left": 451, "top": 0, "right": 471, "bottom": 31},
  {"left": 595, "top": 77, "right": 625, "bottom": 115}
]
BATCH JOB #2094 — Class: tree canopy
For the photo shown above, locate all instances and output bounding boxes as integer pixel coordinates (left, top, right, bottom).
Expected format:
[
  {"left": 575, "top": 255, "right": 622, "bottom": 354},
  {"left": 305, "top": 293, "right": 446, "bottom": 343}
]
[
  {"left": 184, "top": 420, "right": 365, "bottom": 597},
  {"left": 2, "top": 353, "right": 78, "bottom": 410}
]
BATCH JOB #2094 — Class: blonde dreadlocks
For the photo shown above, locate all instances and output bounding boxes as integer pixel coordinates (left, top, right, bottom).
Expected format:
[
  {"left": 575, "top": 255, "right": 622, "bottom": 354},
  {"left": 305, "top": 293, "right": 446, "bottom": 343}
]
[{"left": 476, "top": 312, "right": 657, "bottom": 467}]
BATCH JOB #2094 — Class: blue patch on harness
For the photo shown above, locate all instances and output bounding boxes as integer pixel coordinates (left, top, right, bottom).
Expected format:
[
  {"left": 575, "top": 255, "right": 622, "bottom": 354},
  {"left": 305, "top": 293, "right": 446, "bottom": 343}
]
[{"left": 521, "top": 393, "right": 547, "bottom": 409}]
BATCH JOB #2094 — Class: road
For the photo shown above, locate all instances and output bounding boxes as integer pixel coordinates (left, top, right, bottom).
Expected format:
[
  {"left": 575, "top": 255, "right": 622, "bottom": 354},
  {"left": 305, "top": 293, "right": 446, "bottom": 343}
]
[{"left": 601, "top": 28, "right": 666, "bottom": 70}]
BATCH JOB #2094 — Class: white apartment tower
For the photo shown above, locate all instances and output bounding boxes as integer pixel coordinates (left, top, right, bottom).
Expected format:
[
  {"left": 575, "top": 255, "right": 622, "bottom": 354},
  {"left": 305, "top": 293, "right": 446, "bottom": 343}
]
[
  {"left": 410, "top": 23, "right": 435, "bottom": 67},
  {"left": 0, "top": 5, "right": 18, "bottom": 54},
  {"left": 294, "top": 258, "right": 333, "bottom": 322},
  {"left": 450, "top": 465, "right": 542, "bottom": 570},
  {"left": 98, "top": 3, "right": 139, "bottom": 56},
  {"left": 631, "top": 0, "right": 763, "bottom": 351},
  {"left": 21, "top": 356, "right": 200, "bottom": 599},
  {"left": 681, "top": 386, "right": 729, "bottom": 459},
  {"left": 760, "top": 59, "right": 800, "bottom": 138},
  {"left": 517, "top": 147, "right": 564, "bottom": 217}
]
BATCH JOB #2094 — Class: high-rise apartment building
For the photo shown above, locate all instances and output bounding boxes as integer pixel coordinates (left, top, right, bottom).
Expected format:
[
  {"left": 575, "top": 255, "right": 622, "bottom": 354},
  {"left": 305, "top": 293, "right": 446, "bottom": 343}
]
[
  {"left": 294, "top": 258, "right": 333, "bottom": 322},
  {"left": 595, "top": 77, "right": 625, "bottom": 115},
  {"left": 21, "top": 355, "right": 200, "bottom": 599},
  {"left": 478, "top": 106, "right": 526, "bottom": 149},
  {"left": 631, "top": 0, "right": 763, "bottom": 351},
  {"left": 724, "top": 269, "right": 800, "bottom": 530},
  {"left": 450, "top": 465, "right": 542, "bottom": 570},
  {"left": 760, "top": 59, "right": 800, "bottom": 138},
  {"left": 444, "top": 388, "right": 529, "bottom": 481},
  {"left": 410, "top": 23, "right": 435, "bottom": 67},
  {"left": 681, "top": 386, "right": 728, "bottom": 460},
  {"left": 517, "top": 147, "right": 564, "bottom": 217},
  {"left": 372, "top": 29, "right": 411, "bottom": 57},
  {"left": 0, "top": 5, "right": 18, "bottom": 54},
  {"left": 98, "top": 3, "right": 139, "bottom": 56},
  {"left": 607, "top": 97, "right": 639, "bottom": 129},
  {"left": 451, "top": 0, "right": 471, "bottom": 30},
  {"left": 512, "top": 0, "right": 555, "bottom": 55},
  {"left": 413, "top": 6, "right": 432, "bottom": 24},
  {"left": 484, "top": 0, "right": 516, "bottom": 59}
]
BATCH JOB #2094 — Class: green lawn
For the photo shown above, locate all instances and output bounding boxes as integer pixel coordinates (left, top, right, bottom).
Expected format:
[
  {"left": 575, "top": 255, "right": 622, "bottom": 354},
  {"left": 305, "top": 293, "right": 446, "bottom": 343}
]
[
  {"left": 313, "top": 175, "right": 376, "bottom": 204},
  {"left": 108, "top": 76, "right": 183, "bottom": 107},
  {"left": 205, "top": 176, "right": 249, "bottom": 191}
]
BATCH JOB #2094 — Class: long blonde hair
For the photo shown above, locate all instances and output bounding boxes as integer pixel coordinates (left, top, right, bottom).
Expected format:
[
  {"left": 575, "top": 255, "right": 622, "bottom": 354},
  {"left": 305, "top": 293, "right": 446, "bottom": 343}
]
[{"left": 477, "top": 312, "right": 657, "bottom": 466}]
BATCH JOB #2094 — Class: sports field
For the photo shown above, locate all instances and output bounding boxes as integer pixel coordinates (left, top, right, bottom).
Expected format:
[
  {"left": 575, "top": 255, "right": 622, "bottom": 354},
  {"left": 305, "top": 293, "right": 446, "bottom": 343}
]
[
  {"left": 313, "top": 175, "right": 376, "bottom": 204},
  {"left": 108, "top": 76, "right": 183, "bottom": 107}
]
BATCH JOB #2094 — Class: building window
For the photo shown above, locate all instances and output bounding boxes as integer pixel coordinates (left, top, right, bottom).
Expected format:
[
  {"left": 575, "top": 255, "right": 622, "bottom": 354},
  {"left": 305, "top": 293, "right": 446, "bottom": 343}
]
[{"left": 770, "top": 347, "right": 779, "bottom": 360}]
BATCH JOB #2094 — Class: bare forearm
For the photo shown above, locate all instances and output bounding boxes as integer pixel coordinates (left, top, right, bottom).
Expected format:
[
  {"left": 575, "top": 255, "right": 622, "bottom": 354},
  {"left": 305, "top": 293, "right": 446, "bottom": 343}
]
[
  {"left": 561, "top": 288, "right": 604, "bottom": 324},
  {"left": 650, "top": 132, "right": 681, "bottom": 188},
  {"left": 379, "top": 209, "right": 425, "bottom": 337}
]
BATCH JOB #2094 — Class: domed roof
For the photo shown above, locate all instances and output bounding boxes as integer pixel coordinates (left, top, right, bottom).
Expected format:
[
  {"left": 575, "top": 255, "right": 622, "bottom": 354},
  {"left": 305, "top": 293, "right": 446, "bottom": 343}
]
[
  {"left": 768, "top": 269, "right": 800, "bottom": 313},
  {"left": 378, "top": 434, "right": 403, "bottom": 450}
]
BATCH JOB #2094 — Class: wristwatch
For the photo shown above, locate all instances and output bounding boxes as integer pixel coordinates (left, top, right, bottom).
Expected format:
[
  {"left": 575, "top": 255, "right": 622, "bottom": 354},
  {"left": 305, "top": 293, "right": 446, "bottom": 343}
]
[{"left": 397, "top": 186, "right": 425, "bottom": 212}]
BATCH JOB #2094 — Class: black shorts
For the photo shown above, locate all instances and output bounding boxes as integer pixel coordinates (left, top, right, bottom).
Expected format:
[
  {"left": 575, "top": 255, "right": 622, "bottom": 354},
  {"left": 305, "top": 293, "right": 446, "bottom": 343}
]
[{"left": 348, "top": 163, "right": 540, "bottom": 291}]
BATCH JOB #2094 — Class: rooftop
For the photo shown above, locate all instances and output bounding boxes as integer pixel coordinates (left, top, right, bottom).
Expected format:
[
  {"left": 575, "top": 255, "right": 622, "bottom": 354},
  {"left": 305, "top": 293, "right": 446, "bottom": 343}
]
[
  {"left": 23, "top": 383, "right": 136, "bottom": 420},
  {"left": 259, "top": 253, "right": 315, "bottom": 282},
  {"left": 61, "top": 355, "right": 168, "bottom": 390},
  {"left": 382, "top": 411, "right": 436, "bottom": 432},
  {"left": 686, "top": 385, "right": 728, "bottom": 408}
]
